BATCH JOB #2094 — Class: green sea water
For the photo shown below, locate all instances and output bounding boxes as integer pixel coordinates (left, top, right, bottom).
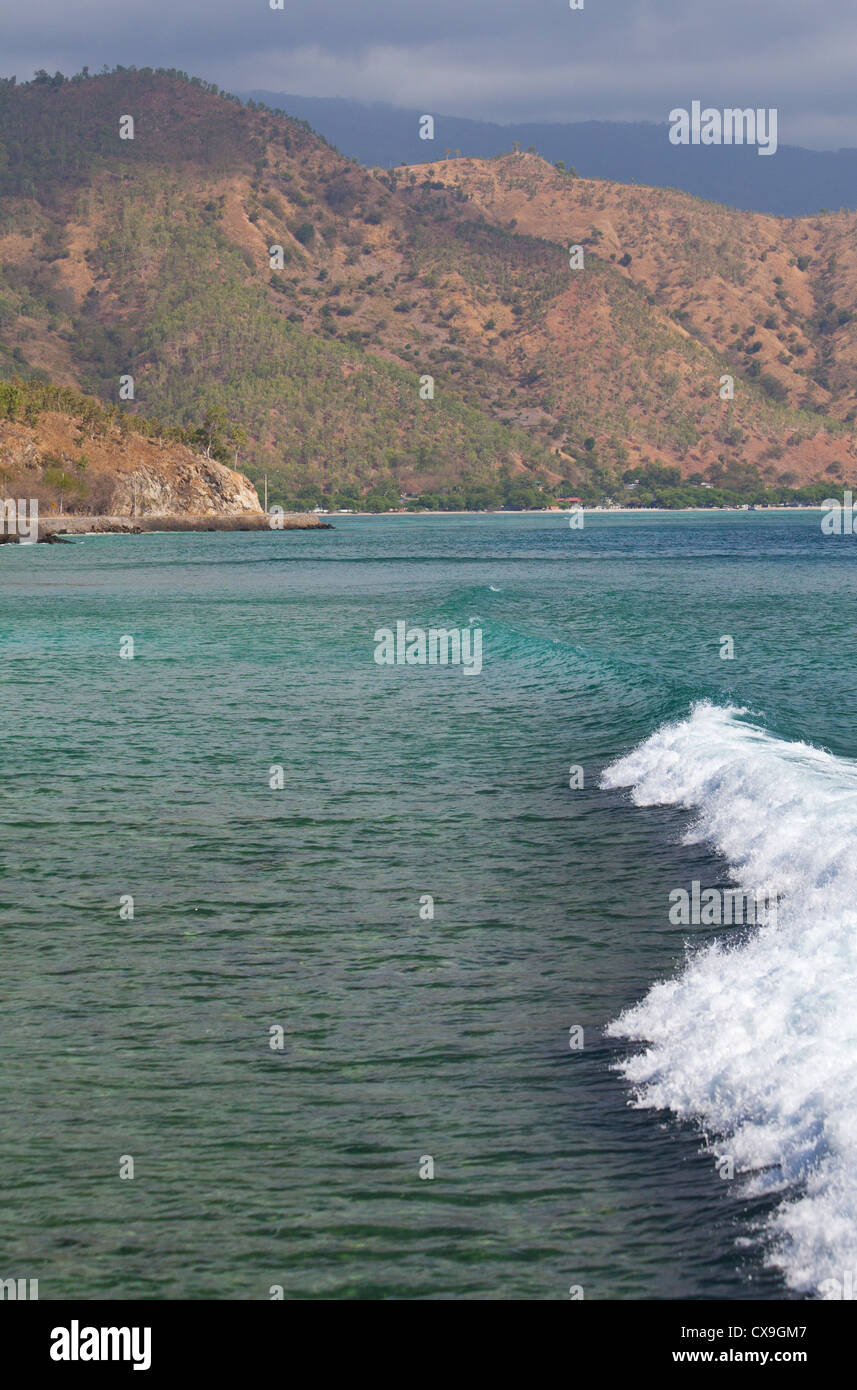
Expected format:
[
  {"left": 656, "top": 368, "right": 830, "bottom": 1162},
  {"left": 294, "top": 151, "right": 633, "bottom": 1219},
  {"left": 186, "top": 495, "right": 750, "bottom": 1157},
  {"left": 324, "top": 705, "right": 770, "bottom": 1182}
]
[{"left": 1, "top": 509, "right": 855, "bottom": 1300}]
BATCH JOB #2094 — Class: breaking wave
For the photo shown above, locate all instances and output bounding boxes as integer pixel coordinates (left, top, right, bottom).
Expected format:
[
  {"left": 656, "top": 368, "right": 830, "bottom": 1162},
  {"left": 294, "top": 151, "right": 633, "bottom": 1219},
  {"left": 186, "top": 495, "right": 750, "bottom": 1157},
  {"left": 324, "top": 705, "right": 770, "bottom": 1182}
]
[{"left": 602, "top": 702, "right": 857, "bottom": 1298}]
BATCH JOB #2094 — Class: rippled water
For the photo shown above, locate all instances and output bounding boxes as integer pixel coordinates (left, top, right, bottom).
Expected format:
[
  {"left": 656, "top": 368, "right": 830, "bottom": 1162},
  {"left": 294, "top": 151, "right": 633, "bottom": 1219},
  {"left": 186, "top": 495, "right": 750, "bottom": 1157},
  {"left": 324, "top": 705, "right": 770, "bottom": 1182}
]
[{"left": 1, "top": 510, "right": 853, "bottom": 1299}]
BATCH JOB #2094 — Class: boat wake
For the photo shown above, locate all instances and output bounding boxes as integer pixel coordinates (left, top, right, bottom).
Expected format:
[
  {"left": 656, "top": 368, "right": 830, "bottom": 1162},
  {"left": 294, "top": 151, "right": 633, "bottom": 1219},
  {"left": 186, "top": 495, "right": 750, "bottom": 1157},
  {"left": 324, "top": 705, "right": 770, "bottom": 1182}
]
[{"left": 602, "top": 701, "right": 857, "bottom": 1298}]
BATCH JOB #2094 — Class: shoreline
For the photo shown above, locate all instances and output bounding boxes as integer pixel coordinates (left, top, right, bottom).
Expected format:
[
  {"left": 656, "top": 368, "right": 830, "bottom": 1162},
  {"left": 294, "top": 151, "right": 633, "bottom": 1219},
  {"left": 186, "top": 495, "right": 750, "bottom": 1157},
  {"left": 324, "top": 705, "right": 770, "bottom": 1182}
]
[
  {"left": 0, "top": 512, "right": 332, "bottom": 543},
  {"left": 1, "top": 507, "right": 830, "bottom": 542},
  {"left": 324, "top": 505, "right": 829, "bottom": 517}
]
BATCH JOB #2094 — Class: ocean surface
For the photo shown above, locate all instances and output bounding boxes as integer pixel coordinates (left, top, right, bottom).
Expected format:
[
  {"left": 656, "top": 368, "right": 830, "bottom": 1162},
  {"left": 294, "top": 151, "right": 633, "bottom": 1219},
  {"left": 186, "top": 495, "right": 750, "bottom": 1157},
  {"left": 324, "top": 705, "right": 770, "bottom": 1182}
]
[{"left": 2, "top": 509, "right": 855, "bottom": 1301}]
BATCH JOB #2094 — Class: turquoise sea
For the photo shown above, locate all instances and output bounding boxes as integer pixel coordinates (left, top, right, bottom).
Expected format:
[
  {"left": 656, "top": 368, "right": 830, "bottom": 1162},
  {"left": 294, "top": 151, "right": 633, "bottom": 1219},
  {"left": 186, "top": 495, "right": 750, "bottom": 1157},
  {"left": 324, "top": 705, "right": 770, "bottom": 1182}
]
[{"left": 2, "top": 510, "right": 856, "bottom": 1300}]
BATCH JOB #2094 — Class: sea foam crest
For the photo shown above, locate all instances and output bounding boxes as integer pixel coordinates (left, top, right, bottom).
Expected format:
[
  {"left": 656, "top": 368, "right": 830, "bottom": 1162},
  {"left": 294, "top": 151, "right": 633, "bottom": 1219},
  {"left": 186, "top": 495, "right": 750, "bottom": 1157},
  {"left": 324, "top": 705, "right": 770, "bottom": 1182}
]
[{"left": 601, "top": 702, "right": 857, "bottom": 1297}]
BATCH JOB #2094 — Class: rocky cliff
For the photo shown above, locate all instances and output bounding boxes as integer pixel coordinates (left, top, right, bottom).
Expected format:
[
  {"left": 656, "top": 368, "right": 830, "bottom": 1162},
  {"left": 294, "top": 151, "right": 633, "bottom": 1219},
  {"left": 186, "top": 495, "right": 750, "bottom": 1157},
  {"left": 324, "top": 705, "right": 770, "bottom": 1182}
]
[{"left": 0, "top": 410, "right": 262, "bottom": 517}]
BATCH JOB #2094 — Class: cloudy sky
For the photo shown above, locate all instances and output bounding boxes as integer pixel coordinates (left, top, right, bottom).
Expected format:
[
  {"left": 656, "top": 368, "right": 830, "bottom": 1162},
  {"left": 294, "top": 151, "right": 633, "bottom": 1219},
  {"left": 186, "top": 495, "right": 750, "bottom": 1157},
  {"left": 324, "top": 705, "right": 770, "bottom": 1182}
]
[{"left": 3, "top": 0, "right": 856, "bottom": 148}]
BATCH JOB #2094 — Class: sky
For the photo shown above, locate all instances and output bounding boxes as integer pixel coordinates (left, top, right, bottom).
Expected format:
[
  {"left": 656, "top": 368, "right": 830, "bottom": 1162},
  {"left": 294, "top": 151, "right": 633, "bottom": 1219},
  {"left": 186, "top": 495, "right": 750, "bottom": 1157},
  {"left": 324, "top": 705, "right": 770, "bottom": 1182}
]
[{"left": 2, "top": 0, "right": 856, "bottom": 149}]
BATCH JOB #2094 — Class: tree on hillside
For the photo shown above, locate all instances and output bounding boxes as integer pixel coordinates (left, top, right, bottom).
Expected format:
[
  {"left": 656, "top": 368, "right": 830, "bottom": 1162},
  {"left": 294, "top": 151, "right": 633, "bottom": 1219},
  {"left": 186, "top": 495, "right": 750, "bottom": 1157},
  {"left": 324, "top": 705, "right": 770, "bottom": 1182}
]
[
  {"left": 229, "top": 424, "right": 248, "bottom": 467},
  {"left": 195, "top": 404, "right": 229, "bottom": 460}
]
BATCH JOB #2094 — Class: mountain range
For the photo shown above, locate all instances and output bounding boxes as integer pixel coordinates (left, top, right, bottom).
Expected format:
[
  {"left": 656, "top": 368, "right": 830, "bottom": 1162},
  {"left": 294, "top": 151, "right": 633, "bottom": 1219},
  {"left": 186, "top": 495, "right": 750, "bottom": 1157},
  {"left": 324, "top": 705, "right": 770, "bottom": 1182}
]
[
  {"left": 2, "top": 67, "right": 857, "bottom": 512},
  {"left": 242, "top": 91, "right": 857, "bottom": 219}
]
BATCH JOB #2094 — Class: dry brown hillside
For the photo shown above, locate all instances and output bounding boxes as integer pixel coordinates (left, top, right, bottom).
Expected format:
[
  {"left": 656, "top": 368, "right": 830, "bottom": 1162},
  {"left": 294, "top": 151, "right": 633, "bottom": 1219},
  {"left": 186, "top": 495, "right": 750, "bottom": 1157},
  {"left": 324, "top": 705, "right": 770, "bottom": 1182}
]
[
  {"left": 3, "top": 71, "right": 857, "bottom": 501},
  {"left": 409, "top": 153, "right": 857, "bottom": 484}
]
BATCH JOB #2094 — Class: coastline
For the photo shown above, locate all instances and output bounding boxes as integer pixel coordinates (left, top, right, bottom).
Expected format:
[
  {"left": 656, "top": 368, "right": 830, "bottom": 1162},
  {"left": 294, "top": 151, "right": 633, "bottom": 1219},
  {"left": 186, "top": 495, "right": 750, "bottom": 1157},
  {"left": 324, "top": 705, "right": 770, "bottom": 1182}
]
[
  {"left": 324, "top": 505, "right": 828, "bottom": 517},
  {"left": 0, "top": 512, "right": 333, "bottom": 543},
  {"left": 2, "top": 507, "right": 829, "bottom": 544}
]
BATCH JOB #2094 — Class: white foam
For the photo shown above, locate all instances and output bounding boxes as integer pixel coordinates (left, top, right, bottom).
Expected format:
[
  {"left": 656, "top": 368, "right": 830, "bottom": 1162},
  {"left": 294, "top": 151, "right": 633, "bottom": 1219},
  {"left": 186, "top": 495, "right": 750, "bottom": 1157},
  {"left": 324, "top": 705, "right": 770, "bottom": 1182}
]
[{"left": 602, "top": 702, "right": 857, "bottom": 1297}]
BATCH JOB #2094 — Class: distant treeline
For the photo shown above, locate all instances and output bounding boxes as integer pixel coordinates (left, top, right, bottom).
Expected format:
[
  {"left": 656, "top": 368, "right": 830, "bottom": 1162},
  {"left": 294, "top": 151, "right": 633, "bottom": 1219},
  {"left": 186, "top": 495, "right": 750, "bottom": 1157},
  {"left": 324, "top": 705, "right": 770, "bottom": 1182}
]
[
  {"left": 273, "top": 469, "right": 842, "bottom": 513},
  {"left": 271, "top": 475, "right": 557, "bottom": 513},
  {"left": 615, "top": 463, "right": 846, "bottom": 511}
]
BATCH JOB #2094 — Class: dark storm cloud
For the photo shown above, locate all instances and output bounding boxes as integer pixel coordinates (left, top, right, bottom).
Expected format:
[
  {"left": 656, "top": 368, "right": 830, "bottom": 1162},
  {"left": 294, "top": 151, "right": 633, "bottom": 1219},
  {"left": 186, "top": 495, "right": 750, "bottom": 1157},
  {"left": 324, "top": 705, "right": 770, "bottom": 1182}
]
[{"left": 3, "top": 0, "right": 857, "bottom": 147}]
